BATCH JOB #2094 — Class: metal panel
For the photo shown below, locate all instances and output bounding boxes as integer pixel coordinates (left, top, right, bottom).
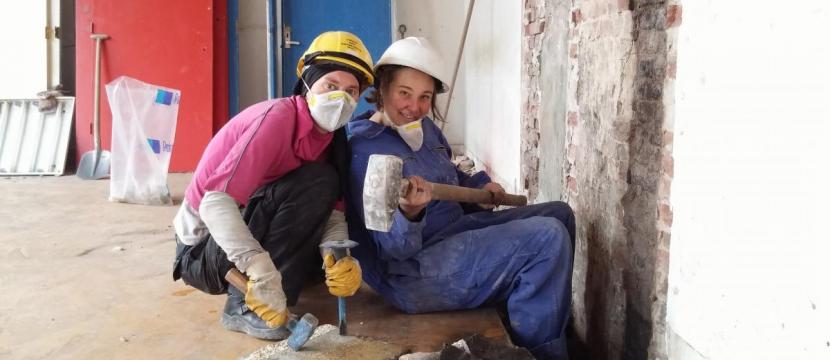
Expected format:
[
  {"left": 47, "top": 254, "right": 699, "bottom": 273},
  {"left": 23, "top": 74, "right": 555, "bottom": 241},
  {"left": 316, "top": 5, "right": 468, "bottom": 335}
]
[{"left": 0, "top": 97, "right": 75, "bottom": 176}]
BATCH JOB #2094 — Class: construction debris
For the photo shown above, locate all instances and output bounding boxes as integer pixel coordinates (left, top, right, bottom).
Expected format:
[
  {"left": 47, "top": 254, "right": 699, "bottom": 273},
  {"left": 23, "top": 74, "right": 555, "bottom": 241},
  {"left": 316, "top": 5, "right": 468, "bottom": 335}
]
[
  {"left": 399, "top": 334, "right": 533, "bottom": 360},
  {"left": 451, "top": 155, "right": 476, "bottom": 175},
  {"left": 36, "top": 89, "right": 64, "bottom": 113},
  {"left": 241, "top": 324, "right": 406, "bottom": 360},
  {"left": 242, "top": 329, "right": 533, "bottom": 360},
  {"left": 398, "top": 352, "right": 439, "bottom": 360}
]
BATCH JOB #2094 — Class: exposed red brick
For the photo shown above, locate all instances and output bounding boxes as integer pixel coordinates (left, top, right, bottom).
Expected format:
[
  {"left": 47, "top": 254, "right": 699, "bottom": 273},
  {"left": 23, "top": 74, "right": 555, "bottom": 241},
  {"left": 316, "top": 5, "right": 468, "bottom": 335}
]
[
  {"left": 662, "top": 131, "right": 673, "bottom": 147},
  {"left": 662, "top": 153, "right": 674, "bottom": 177},
  {"left": 569, "top": 43, "right": 578, "bottom": 58},
  {"left": 571, "top": 9, "right": 582, "bottom": 25},
  {"left": 567, "top": 143, "right": 577, "bottom": 154},
  {"left": 567, "top": 111, "right": 578, "bottom": 126},
  {"left": 529, "top": 104, "right": 538, "bottom": 116},
  {"left": 666, "top": 5, "right": 683, "bottom": 28},
  {"left": 656, "top": 248, "right": 670, "bottom": 268},
  {"left": 667, "top": 61, "right": 677, "bottom": 79},
  {"left": 526, "top": 20, "right": 546, "bottom": 35},
  {"left": 567, "top": 175, "right": 579, "bottom": 193},
  {"left": 658, "top": 203, "right": 673, "bottom": 227},
  {"left": 525, "top": 6, "right": 537, "bottom": 24},
  {"left": 618, "top": 0, "right": 630, "bottom": 12},
  {"left": 524, "top": 0, "right": 542, "bottom": 8}
]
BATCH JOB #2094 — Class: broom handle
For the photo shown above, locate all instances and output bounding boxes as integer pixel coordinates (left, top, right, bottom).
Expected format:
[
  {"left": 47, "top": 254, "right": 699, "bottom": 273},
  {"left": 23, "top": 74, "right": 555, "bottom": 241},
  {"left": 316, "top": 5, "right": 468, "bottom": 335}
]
[{"left": 90, "top": 34, "right": 109, "bottom": 152}]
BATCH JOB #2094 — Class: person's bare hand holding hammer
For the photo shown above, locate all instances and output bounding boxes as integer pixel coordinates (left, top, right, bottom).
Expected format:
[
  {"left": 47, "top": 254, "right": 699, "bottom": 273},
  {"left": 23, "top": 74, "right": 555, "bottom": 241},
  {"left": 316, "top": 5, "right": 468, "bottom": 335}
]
[
  {"left": 399, "top": 177, "right": 509, "bottom": 218},
  {"left": 479, "top": 182, "right": 506, "bottom": 210},
  {"left": 399, "top": 175, "right": 432, "bottom": 220}
]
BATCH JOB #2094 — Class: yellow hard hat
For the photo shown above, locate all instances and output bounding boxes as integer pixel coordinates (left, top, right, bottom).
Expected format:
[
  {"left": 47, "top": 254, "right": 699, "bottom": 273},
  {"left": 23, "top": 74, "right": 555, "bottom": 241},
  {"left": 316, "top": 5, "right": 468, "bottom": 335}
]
[{"left": 297, "top": 31, "right": 375, "bottom": 86}]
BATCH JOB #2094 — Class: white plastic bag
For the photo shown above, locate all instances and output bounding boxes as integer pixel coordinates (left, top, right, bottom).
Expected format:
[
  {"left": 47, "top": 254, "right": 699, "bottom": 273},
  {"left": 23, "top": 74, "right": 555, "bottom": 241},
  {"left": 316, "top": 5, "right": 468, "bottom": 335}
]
[{"left": 106, "top": 76, "right": 180, "bottom": 205}]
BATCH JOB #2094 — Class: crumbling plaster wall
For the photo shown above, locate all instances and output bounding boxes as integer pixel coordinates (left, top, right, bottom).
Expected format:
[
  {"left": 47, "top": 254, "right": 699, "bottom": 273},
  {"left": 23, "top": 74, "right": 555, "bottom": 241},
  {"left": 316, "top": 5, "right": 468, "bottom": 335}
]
[
  {"left": 523, "top": 0, "right": 570, "bottom": 203},
  {"left": 524, "top": 0, "right": 680, "bottom": 358}
]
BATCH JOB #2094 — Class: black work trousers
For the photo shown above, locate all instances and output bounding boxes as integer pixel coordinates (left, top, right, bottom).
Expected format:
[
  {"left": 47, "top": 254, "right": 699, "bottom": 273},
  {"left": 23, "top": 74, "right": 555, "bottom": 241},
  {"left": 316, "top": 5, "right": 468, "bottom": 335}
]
[{"left": 173, "top": 162, "right": 339, "bottom": 306}]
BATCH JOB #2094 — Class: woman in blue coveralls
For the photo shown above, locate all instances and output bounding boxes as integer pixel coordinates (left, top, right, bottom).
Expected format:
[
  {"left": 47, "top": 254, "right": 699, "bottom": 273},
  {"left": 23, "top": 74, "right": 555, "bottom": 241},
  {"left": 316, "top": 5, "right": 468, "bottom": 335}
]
[{"left": 345, "top": 37, "right": 577, "bottom": 359}]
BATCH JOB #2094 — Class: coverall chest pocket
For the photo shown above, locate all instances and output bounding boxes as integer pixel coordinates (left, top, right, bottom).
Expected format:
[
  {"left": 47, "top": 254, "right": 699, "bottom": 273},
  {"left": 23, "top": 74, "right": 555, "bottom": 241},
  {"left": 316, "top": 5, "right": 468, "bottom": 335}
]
[
  {"left": 399, "top": 154, "right": 420, "bottom": 179},
  {"left": 399, "top": 145, "right": 458, "bottom": 186},
  {"left": 427, "top": 145, "right": 459, "bottom": 185}
]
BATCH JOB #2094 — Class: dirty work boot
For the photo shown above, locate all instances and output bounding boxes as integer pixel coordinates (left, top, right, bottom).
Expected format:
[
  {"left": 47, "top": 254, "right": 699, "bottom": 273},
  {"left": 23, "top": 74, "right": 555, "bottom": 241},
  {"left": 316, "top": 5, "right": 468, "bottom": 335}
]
[{"left": 221, "top": 285, "right": 291, "bottom": 340}]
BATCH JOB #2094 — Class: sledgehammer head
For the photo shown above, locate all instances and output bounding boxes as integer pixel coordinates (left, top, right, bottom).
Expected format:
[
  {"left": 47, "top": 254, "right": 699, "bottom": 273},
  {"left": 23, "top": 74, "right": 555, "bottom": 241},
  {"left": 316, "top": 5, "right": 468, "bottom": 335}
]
[
  {"left": 287, "top": 313, "right": 319, "bottom": 351},
  {"left": 363, "top": 154, "right": 404, "bottom": 232}
]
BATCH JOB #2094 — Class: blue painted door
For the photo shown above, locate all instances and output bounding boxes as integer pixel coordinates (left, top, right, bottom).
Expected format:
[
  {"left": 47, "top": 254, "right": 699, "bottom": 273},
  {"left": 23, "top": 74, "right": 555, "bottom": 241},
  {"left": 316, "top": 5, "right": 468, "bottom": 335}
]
[{"left": 281, "top": 0, "right": 391, "bottom": 114}]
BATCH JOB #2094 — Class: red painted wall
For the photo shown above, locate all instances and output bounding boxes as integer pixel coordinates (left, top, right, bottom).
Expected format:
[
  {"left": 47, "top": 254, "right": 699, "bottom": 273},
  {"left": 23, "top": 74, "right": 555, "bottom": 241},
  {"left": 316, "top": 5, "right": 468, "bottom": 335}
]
[
  {"left": 212, "top": 0, "right": 230, "bottom": 134},
  {"left": 76, "top": 0, "right": 221, "bottom": 172}
]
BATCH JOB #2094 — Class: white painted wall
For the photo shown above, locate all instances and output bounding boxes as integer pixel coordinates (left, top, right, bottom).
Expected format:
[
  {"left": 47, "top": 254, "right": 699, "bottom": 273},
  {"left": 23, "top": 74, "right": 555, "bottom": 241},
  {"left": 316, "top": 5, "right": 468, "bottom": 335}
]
[
  {"left": 46, "top": 0, "right": 60, "bottom": 90},
  {"left": 462, "top": 0, "right": 522, "bottom": 192},
  {"left": 669, "top": 1, "right": 830, "bottom": 359},
  {"left": 392, "top": 0, "right": 468, "bottom": 152},
  {"left": 394, "top": 0, "right": 522, "bottom": 191},
  {"left": 237, "top": 0, "right": 269, "bottom": 110},
  {"left": 0, "top": 1, "right": 48, "bottom": 98}
]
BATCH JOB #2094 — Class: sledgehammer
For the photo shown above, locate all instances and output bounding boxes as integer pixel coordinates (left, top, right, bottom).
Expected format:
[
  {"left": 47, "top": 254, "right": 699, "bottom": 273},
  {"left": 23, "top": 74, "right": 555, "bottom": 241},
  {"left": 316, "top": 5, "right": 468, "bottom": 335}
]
[
  {"left": 362, "top": 154, "right": 528, "bottom": 232},
  {"left": 225, "top": 268, "right": 318, "bottom": 350}
]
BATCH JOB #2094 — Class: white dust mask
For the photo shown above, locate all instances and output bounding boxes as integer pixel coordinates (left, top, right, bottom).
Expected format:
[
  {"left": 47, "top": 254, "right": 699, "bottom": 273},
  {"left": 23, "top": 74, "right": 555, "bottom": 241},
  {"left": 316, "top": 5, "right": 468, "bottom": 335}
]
[
  {"left": 305, "top": 82, "right": 357, "bottom": 132},
  {"left": 382, "top": 111, "right": 424, "bottom": 151}
]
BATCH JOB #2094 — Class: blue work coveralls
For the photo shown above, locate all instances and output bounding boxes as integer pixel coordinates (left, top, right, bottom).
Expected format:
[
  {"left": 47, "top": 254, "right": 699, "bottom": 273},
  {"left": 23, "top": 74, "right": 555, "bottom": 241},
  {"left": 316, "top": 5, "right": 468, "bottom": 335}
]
[{"left": 346, "top": 111, "right": 576, "bottom": 360}]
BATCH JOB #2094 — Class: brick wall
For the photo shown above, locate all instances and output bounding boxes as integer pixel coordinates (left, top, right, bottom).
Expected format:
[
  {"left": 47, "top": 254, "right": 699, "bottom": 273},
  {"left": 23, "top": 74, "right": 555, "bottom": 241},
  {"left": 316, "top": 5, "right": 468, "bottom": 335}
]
[
  {"left": 521, "top": 0, "right": 546, "bottom": 201},
  {"left": 523, "top": 0, "right": 680, "bottom": 358}
]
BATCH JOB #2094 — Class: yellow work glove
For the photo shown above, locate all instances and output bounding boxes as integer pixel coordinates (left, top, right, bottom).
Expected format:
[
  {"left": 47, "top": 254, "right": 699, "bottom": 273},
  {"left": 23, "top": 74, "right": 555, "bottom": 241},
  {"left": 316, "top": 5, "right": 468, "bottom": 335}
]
[
  {"left": 245, "top": 252, "right": 289, "bottom": 328},
  {"left": 323, "top": 253, "right": 362, "bottom": 297}
]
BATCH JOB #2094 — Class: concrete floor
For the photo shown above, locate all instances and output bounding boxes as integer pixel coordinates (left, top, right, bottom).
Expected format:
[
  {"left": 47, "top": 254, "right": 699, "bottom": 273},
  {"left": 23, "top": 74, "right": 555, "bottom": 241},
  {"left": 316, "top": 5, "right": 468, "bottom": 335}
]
[
  {"left": 0, "top": 174, "right": 510, "bottom": 359},
  {"left": 0, "top": 174, "right": 270, "bottom": 359}
]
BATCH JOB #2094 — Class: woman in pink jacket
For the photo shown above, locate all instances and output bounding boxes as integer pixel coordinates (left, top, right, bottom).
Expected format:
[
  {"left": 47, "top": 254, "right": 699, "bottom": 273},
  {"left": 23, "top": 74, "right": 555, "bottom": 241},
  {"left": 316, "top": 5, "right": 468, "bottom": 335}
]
[{"left": 172, "top": 31, "right": 372, "bottom": 340}]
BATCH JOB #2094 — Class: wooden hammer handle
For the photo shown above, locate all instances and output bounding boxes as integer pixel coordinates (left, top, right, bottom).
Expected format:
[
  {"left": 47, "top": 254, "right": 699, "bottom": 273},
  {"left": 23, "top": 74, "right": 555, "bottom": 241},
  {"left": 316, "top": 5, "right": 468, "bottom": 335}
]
[
  {"left": 426, "top": 182, "right": 527, "bottom": 207},
  {"left": 225, "top": 268, "right": 249, "bottom": 292}
]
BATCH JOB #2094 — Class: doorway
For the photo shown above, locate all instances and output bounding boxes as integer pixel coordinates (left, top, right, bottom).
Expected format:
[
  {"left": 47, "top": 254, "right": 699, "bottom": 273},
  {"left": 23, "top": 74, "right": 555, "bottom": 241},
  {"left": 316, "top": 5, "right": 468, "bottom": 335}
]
[{"left": 231, "top": 0, "right": 392, "bottom": 116}]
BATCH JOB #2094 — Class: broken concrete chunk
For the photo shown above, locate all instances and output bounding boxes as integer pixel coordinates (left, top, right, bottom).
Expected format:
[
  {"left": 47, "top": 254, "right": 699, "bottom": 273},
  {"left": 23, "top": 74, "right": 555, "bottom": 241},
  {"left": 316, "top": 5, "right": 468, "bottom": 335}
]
[
  {"left": 451, "top": 155, "right": 476, "bottom": 175},
  {"left": 447, "top": 334, "right": 534, "bottom": 360},
  {"left": 398, "top": 352, "right": 440, "bottom": 360}
]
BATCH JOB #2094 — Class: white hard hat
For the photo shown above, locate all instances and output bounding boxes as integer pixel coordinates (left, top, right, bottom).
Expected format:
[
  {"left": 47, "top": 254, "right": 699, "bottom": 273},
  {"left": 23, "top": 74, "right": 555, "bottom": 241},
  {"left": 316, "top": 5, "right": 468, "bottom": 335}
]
[{"left": 375, "top": 37, "right": 450, "bottom": 93}]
